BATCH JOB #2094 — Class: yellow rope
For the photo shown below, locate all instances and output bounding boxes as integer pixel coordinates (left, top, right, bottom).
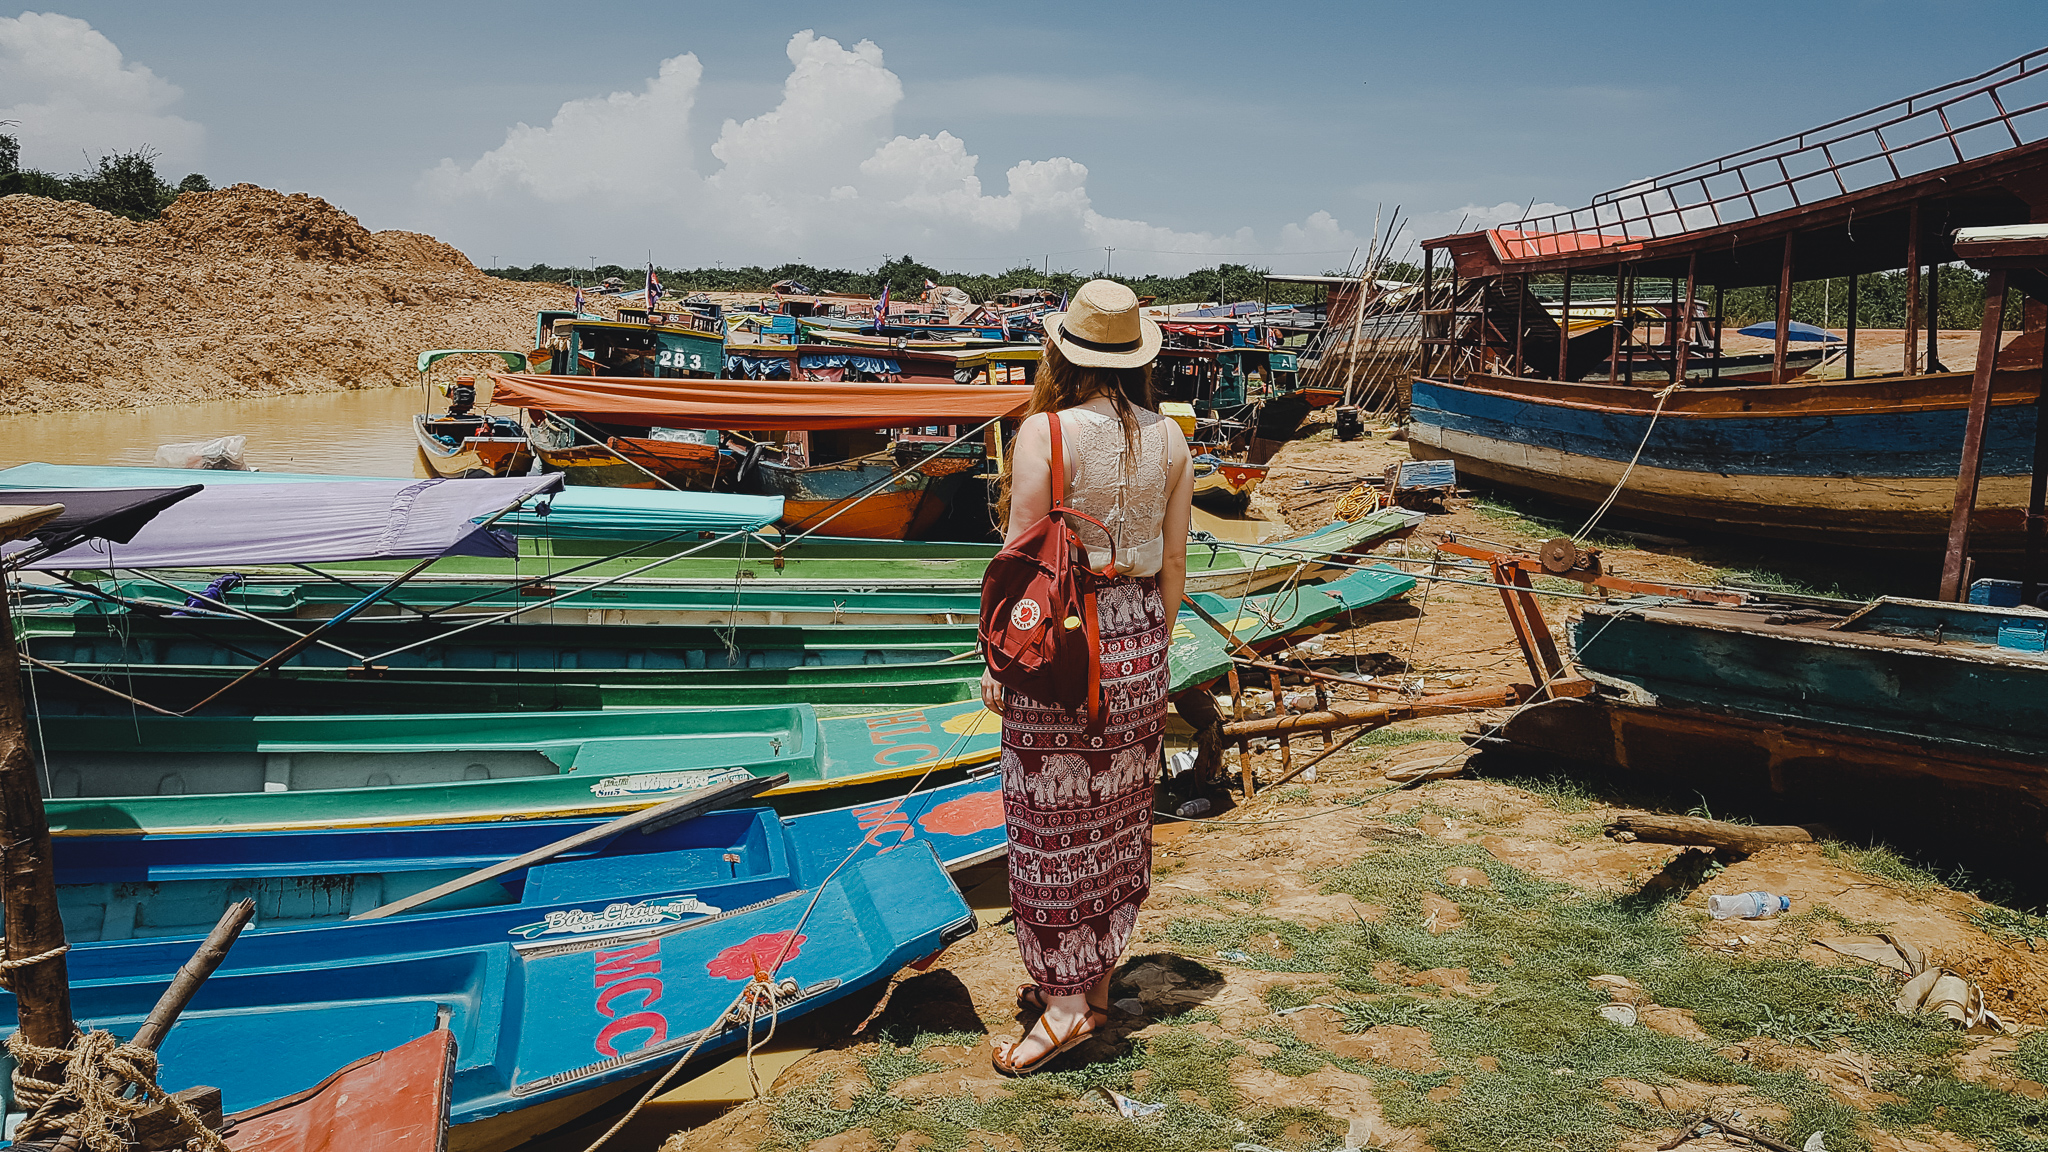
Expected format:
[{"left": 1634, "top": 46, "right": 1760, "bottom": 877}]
[
  {"left": 6, "top": 1029, "right": 227, "bottom": 1151},
  {"left": 1331, "top": 483, "right": 1383, "bottom": 523}
]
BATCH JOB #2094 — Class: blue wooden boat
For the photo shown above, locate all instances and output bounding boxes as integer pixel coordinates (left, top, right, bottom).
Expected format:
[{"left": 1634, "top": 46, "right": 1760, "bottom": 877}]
[
  {"left": 2, "top": 794, "right": 978, "bottom": 1152},
  {"left": 1488, "top": 593, "right": 2048, "bottom": 874},
  {"left": 1408, "top": 369, "right": 2042, "bottom": 550}
]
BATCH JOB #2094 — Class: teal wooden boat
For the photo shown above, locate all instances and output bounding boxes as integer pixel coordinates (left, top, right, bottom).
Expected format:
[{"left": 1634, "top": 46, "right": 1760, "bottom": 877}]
[
  {"left": 1489, "top": 594, "right": 2048, "bottom": 876},
  {"left": 21, "top": 567, "right": 1413, "bottom": 716},
  {"left": 19, "top": 613, "right": 982, "bottom": 713},
  {"left": 29, "top": 700, "right": 1004, "bottom": 836},
  {"left": 0, "top": 462, "right": 1422, "bottom": 592},
  {"left": 63, "top": 561, "right": 1412, "bottom": 632}
]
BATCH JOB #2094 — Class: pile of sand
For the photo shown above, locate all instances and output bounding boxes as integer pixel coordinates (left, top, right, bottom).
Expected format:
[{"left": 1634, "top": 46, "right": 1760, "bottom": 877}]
[{"left": 0, "top": 185, "right": 565, "bottom": 413}]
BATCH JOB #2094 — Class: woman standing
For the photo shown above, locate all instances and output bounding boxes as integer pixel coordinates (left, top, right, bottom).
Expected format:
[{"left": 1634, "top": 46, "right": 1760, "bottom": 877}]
[{"left": 982, "top": 280, "right": 1194, "bottom": 1075}]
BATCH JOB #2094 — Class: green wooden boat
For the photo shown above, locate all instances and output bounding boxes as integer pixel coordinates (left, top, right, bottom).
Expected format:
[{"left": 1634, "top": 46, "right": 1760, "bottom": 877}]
[
  {"left": 64, "top": 561, "right": 1413, "bottom": 632},
  {"left": 21, "top": 568, "right": 1413, "bottom": 716},
  {"left": 33, "top": 700, "right": 1003, "bottom": 837},
  {"left": 131, "top": 509, "right": 1424, "bottom": 595},
  {"left": 19, "top": 614, "right": 982, "bottom": 714}
]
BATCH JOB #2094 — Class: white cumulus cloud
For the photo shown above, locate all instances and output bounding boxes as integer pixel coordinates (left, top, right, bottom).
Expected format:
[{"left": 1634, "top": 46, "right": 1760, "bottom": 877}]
[
  {"left": 0, "top": 11, "right": 202, "bottom": 172},
  {"left": 420, "top": 30, "right": 1368, "bottom": 275}
]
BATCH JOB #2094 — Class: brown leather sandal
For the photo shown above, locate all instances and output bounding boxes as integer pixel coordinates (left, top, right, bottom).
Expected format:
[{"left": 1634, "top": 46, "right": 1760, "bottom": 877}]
[{"left": 992, "top": 1006, "right": 1107, "bottom": 1077}]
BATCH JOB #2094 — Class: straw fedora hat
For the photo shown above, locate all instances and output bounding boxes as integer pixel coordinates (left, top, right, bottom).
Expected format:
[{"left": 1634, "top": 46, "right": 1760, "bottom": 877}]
[{"left": 1042, "top": 279, "right": 1162, "bottom": 369}]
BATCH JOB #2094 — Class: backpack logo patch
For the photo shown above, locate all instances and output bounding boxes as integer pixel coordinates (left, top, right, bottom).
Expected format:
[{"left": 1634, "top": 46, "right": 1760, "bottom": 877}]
[{"left": 1010, "top": 598, "right": 1043, "bottom": 631}]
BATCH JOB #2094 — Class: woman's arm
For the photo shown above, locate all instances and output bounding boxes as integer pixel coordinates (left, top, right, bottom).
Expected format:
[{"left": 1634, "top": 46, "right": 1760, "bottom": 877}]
[
  {"left": 1003, "top": 412, "right": 1057, "bottom": 545},
  {"left": 1156, "top": 422, "right": 1195, "bottom": 613}
]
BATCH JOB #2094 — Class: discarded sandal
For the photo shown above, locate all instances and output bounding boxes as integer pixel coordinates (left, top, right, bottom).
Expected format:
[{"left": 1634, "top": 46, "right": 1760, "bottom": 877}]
[{"left": 992, "top": 1007, "right": 1105, "bottom": 1077}]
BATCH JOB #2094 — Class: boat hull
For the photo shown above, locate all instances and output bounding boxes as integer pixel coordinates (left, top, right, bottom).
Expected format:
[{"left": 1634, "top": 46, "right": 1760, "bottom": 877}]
[
  {"left": 753, "top": 448, "right": 980, "bottom": 541},
  {"left": 226, "top": 1030, "right": 455, "bottom": 1152},
  {"left": 1482, "top": 595, "right": 2048, "bottom": 875},
  {"left": 1486, "top": 692, "right": 2048, "bottom": 878},
  {"left": 413, "top": 416, "right": 533, "bottom": 479},
  {"left": 1190, "top": 461, "right": 1268, "bottom": 513},
  {"left": 28, "top": 701, "right": 1006, "bottom": 836},
  {"left": 1408, "top": 369, "right": 2043, "bottom": 548},
  {"left": 2, "top": 811, "right": 975, "bottom": 1149},
  {"left": 533, "top": 437, "right": 722, "bottom": 490}
]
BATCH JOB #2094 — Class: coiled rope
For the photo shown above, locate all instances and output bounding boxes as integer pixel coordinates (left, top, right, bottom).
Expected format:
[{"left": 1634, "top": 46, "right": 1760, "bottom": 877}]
[{"left": 5, "top": 1028, "right": 226, "bottom": 1151}]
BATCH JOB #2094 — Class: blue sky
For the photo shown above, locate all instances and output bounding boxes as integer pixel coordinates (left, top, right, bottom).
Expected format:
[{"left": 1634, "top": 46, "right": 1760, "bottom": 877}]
[{"left": 6, "top": 2, "right": 2045, "bottom": 274}]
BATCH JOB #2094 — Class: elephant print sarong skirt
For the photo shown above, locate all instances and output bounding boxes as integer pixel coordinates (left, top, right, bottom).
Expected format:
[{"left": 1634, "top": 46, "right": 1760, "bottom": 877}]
[{"left": 1001, "top": 575, "right": 1167, "bottom": 995}]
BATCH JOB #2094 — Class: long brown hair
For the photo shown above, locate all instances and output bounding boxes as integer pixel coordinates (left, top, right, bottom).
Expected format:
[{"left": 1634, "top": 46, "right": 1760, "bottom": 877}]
[{"left": 995, "top": 340, "right": 1158, "bottom": 525}]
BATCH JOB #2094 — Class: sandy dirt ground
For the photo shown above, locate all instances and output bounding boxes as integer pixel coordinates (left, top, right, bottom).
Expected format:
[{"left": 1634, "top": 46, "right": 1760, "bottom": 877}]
[
  {"left": 535, "top": 427, "right": 2048, "bottom": 1152},
  {"left": 0, "top": 187, "right": 565, "bottom": 413}
]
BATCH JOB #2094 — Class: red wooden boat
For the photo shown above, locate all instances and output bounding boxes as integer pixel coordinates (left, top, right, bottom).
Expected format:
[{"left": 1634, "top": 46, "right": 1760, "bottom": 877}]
[{"left": 226, "top": 1030, "right": 454, "bottom": 1152}]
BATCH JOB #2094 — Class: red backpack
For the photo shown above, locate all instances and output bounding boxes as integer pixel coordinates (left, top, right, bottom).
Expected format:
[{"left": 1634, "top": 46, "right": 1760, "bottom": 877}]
[{"left": 979, "top": 411, "right": 1117, "bottom": 726}]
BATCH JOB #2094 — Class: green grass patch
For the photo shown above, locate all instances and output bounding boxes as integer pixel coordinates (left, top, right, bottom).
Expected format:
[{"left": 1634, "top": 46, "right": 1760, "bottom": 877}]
[
  {"left": 1468, "top": 497, "right": 1639, "bottom": 551},
  {"left": 1821, "top": 840, "right": 1948, "bottom": 892},
  {"left": 765, "top": 805, "right": 2042, "bottom": 1152}
]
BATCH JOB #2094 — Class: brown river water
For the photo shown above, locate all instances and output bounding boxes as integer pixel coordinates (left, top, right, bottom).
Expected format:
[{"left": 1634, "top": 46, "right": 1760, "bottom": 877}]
[{"left": 0, "top": 385, "right": 1279, "bottom": 541}]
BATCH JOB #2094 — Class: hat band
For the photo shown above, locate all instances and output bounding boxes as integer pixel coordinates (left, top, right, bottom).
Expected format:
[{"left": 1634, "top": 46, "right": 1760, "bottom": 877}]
[{"left": 1059, "top": 327, "right": 1142, "bottom": 354}]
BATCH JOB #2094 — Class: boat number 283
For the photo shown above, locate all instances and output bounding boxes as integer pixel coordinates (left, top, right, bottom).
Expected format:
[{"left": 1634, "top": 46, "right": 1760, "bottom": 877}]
[{"left": 656, "top": 350, "right": 704, "bottom": 370}]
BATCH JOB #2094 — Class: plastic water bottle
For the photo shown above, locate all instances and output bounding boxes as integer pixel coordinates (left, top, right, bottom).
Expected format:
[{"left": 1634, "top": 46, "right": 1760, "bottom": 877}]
[
  {"left": 1175, "top": 798, "right": 1212, "bottom": 819},
  {"left": 1707, "top": 892, "right": 1789, "bottom": 920}
]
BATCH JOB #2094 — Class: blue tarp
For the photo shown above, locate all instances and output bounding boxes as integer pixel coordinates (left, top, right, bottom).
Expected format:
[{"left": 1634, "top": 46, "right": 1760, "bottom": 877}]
[
  {"left": 724, "top": 355, "right": 792, "bottom": 380},
  {"left": 1736, "top": 320, "right": 1843, "bottom": 343},
  {"left": 798, "top": 354, "right": 901, "bottom": 374},
  {"left": 0, "top": 464, "right": 783, "bottom": 542}
]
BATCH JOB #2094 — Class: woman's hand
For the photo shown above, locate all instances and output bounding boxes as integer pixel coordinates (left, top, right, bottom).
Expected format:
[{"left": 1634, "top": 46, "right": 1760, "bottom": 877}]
[{"left": 980, "top": 669, "right": 1005, "bottom": 713}]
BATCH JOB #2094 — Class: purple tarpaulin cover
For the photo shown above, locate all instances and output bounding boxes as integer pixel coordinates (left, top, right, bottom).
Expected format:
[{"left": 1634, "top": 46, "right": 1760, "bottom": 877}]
[{"left": 10, "top": 475, "right": 562, "bottom": 570}]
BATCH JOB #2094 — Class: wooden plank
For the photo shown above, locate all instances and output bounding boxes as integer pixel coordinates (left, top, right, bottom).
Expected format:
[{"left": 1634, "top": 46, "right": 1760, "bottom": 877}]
[
  {"left": 349, "top": 773, "right": 785, "bottom": 921},
  {"left": 1940, "top": 268, "right": 2010, "bottom": 600}
]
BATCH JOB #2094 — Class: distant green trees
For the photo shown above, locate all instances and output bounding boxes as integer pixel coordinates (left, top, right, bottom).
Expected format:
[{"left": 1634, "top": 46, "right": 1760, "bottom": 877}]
[
  {"left": 0, "top": 134, "right": 211, "bottom": 221},
  {"left": 491, "top": 255, "right": 1351, "bottom": 308}
]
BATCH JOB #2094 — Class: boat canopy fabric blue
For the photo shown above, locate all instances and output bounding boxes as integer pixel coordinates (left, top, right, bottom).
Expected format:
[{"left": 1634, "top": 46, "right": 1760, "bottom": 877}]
[
  {"left": 724, "top": 355, "right": 793, "bottom": 380},
  {"left": 0, "top": 464, "right": 784, "bottom": 542},
  {"left": 799, "top": 353, "right": 901, "bottom": 374},
  {"left": 1736, "top": 320, "right": 1844, "bottom": 342},
  {"left": 0, "top": 474, "right": 561, "bottom": 570}
]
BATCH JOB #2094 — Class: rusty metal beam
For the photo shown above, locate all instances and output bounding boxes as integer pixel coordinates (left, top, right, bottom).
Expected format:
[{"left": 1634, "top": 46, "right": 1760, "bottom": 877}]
[
  {"left": 1220, "top": 683, "right": 1530, "bottom": 740},
  {"left": 1436, "top": 535, "right": 1750, "bottom": 604}
]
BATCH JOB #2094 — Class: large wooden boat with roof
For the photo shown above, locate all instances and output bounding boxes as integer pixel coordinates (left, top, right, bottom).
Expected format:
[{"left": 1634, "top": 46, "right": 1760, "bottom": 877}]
[{"left": 1407, "top": 48, "right": 2048, "bottom": 550}]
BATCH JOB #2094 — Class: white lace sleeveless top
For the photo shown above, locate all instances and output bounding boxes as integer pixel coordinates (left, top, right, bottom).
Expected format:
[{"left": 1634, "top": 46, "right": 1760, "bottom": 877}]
[{"left": 1056, "top": 406, "right": 1172, "bottom": 577}]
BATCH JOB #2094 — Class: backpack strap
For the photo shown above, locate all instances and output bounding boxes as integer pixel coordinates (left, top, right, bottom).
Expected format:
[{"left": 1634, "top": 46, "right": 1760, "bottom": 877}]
[
  {"left": 1050, "top": 410, "right": 1104, "bottom": 731},
  {"left": 1046, "top": 409, "right": 1066, "bottom": 509}
]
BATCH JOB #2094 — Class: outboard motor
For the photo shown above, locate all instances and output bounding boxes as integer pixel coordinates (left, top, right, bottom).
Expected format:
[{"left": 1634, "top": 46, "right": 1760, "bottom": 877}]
[
  {"left": 446, "top": 376, "right": 478, "bottom": 417},
  {"left": 735, "top": 441, "right": 769, "bottom": 484},
  {"left": 1334, "top": 405, "right": 1363, "bottom": 442}
]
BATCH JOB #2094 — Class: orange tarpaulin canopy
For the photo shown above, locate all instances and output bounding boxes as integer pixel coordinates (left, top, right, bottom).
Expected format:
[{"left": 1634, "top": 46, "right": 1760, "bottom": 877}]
[{"left": 488, "top": 373, "right": 1033, "bottom": 430}]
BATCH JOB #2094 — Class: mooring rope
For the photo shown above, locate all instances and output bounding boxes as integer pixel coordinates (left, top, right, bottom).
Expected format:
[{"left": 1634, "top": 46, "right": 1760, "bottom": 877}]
[
  {"left": 578, "top": 709, "right": 995, "bottom": 1152},
  {"left": 6, "top": 1029, "right": 226, "bottom": 1152}
]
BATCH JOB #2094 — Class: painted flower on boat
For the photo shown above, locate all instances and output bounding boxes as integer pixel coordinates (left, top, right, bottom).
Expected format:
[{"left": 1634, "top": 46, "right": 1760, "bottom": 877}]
[
  {"left": 707, "top": 931, "right": 807, "bottom": 981},
  {"left": 919, "top": 790, "right": 1004, "bottom": 837}
]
